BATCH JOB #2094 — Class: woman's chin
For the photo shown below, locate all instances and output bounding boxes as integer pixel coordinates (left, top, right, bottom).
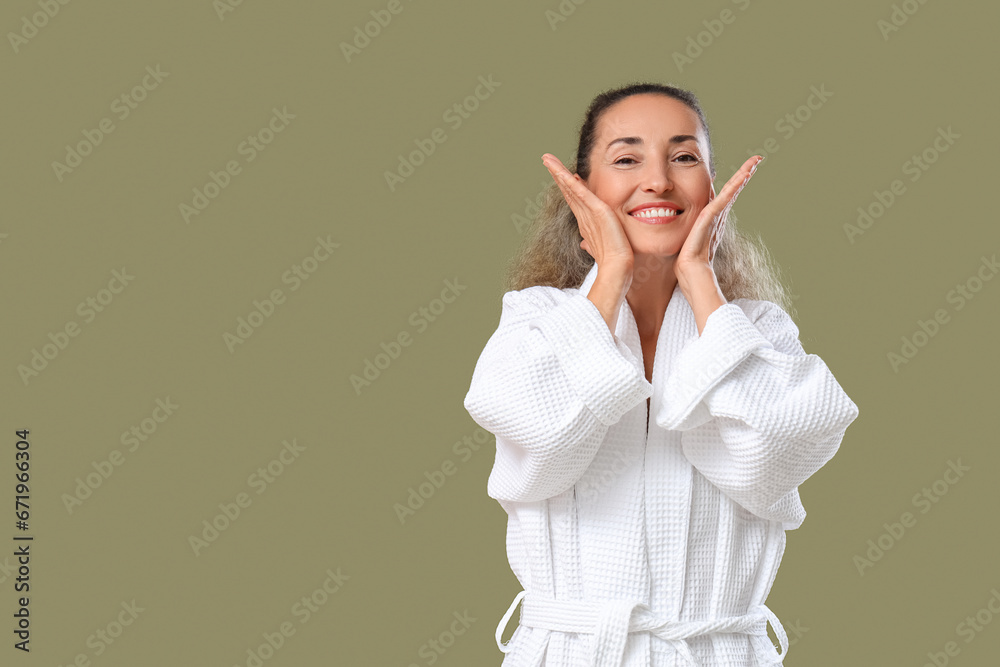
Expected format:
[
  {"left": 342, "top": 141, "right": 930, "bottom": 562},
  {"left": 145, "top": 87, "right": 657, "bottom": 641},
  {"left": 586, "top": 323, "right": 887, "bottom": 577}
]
[{"left": 628, "top": 245, "right": 682, "bottom": 260}]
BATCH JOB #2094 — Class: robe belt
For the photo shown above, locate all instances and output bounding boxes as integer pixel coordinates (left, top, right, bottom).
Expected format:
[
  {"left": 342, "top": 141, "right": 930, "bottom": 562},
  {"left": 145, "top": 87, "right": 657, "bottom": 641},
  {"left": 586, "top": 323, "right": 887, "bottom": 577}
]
[{"left": 496, "top": 590, "right": 788, "bottom": 666}]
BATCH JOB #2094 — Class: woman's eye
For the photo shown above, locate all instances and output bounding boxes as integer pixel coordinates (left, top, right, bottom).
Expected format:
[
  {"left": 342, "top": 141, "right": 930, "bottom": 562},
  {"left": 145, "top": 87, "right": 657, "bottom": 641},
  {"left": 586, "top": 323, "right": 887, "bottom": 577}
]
[{"left": 614, "top": 155, "right": 698, "bottom": 165}]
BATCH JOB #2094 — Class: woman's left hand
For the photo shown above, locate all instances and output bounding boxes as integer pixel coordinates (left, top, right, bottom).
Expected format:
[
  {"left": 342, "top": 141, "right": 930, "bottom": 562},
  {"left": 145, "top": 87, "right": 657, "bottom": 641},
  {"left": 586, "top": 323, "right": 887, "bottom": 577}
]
[{"left": 675, "top": 155, "right": 763, "bottom": 278}]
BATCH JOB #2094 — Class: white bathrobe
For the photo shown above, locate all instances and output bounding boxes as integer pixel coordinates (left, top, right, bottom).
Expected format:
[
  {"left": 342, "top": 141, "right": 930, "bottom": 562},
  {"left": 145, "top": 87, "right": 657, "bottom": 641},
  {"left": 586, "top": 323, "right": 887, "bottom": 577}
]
[{"left": 463, "top": 262, "right": 859, "bottom": 667}]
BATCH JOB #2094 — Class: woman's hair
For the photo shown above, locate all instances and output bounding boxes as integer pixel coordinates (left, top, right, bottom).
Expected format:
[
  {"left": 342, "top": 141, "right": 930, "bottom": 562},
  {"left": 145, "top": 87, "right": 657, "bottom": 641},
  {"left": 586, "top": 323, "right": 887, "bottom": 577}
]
[{"left": 502, "top": 81, "right": 795, "bottom": 318}]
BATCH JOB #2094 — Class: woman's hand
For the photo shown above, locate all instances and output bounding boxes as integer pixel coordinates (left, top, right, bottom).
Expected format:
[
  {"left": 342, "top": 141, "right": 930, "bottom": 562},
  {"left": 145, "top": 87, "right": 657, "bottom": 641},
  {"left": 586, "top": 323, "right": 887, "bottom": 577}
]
[
  {"left": 676, "top": 155, "right": 763, "bottom": 334},
  {"left": 676, "top": 155, "right": 763, "bottom": 278},
  {"left": 541, "top": 153, "right": 635, "bottom": 273}
]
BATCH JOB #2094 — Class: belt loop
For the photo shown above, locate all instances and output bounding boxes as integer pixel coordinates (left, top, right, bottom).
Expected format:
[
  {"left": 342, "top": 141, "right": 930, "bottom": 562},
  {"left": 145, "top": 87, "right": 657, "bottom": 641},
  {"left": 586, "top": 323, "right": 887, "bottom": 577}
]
[
  {"left": 496, "top": 590, "right": 526, "bottom": 653},
  {"left": 757, "top": 603, "right": 789, "bottom": 663}
]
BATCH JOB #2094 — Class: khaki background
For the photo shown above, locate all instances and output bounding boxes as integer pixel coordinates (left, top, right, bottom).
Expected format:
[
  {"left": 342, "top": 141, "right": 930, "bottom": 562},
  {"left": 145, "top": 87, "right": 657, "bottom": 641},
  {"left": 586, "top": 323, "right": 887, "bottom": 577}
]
[{"left": 1, "top": 0, "right": 997, "bottom": 664}]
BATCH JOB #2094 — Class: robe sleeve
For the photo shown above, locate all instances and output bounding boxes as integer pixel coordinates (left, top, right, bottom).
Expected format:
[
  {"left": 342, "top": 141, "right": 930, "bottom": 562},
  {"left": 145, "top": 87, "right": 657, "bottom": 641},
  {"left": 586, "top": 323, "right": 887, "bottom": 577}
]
[
  {"left": 463, "top": 288, "right": 653, "bottom": 503},
  {"left": 653, "top": 300, "right": 859, "bottom": 530}
]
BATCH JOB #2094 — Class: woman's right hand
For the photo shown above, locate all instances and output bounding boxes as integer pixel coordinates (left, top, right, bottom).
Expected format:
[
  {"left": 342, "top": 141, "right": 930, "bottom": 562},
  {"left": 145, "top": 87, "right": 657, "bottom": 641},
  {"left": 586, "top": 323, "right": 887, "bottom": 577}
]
[{"left": 541, "top": 154, "right": 635, "bottom": 273}]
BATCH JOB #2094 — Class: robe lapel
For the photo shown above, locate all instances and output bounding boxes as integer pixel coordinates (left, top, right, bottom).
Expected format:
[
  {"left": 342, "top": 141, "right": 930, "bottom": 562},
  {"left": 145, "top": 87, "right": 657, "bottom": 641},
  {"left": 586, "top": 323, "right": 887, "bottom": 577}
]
[
  {"left": 577, "top": 263, "right": 699, "bottom": 622},
  {"left": 574, "top": 263, "right": 648, "bottom": 606},
  {"left": 641, "top": 278, "right": 698, "bottom": 621}
]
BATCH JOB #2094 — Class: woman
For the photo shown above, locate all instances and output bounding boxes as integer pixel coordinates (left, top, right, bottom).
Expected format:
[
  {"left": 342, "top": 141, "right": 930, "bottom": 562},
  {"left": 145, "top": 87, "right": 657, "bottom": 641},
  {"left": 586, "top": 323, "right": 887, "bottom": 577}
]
[{"left": 463, "top": 82, "right": 859, "bottom": 666}]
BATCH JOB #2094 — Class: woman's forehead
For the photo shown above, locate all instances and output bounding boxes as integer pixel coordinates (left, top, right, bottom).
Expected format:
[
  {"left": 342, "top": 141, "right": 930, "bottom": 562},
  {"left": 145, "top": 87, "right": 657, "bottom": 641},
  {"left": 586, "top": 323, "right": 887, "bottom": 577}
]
[{"left": 597, "top": 97, "right": 704, "bottom": 146}]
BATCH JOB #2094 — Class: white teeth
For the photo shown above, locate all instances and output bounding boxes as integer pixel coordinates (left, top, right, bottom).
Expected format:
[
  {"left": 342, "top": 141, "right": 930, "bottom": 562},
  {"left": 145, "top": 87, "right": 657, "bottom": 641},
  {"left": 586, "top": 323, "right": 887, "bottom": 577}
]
[{"left": 632, "top": 208, "right": 678, "bottom": 218}]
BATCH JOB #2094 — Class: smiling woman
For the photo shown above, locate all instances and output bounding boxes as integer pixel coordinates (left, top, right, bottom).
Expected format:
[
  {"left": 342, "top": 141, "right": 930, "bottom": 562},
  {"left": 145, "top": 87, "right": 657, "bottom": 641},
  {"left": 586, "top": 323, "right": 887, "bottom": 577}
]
[
  {"left": 505, "top": 85, "right": 790, "bottom": 316},
  {"left": 463, "top": 81, "right": 860, "bottom": 666}
]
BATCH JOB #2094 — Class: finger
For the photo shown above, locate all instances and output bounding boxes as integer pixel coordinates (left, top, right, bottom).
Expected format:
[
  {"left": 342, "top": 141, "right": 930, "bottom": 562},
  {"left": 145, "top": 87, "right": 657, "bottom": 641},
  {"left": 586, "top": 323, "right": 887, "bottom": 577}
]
[
  {"left": 541, "top": 153, "right": 572, "bottom": 177},
  {"left": 561, "top": 172, "right": 607, "bottom": 211},
  {"left": 543, "top": 159, "right": 586, "bottom": 208},
  {"left": 546, "top": 170, "right": 594, "bottom": 243},
  {"left": 696, "top": 165, "right": 754, "bottom": 232},
  {"left": 554, "top": 177, "right": 598, "bottom": 240},
  {"left": 684, "top": 159, "right": 758, "bottom": 263},
  {"left": 546, "top": 167, "right": 585, "bottom": 215},
  {"left": 542, "top": 156, "right": 604, "bottom": 210},
  {"left": 718, "top": 156, "right": 763, "bottom": 205},
  {"left": 554, "top": 173, "right": 587, "bottom": 217}
]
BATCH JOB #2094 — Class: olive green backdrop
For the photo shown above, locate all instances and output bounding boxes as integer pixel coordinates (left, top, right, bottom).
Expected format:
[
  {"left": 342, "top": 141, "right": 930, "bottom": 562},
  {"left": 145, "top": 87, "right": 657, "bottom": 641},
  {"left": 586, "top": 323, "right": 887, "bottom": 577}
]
[{"left": 1, "top": 0, "right": 997, "bottom": 664}]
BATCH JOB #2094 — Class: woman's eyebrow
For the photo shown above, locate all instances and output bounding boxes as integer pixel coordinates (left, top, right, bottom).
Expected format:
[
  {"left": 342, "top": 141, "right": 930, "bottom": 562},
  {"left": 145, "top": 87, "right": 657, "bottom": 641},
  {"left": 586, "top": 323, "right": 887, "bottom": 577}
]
[{"left": 605, "top": 135, "right": 699, "bottom": 151}]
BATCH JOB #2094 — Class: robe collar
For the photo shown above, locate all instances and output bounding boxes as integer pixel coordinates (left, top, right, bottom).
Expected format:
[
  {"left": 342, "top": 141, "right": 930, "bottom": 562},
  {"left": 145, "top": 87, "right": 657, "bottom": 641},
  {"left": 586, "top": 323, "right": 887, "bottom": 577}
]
[{"left": 576, "top": 261, "right": 699, "bottom": 385}]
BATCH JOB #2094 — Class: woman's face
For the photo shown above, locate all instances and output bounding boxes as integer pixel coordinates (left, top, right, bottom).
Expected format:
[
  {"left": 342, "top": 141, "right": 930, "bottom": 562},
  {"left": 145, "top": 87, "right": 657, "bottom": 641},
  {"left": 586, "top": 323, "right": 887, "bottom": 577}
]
[{"left": 584, "top": 93, "right": 715, "bottom": 260}]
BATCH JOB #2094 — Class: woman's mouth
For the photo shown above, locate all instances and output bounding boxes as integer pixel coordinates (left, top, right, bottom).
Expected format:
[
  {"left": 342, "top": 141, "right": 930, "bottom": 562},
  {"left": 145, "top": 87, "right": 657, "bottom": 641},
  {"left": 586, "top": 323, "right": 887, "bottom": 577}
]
[{"left": 628, "top": 207, "right": 683, "bottom": 224}]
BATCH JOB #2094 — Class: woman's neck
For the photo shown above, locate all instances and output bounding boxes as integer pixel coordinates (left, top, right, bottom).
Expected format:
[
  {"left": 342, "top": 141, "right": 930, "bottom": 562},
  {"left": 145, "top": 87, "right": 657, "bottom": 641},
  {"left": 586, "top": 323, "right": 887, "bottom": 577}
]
[{"left": 625, "top": 254, "right": 678, "bottom": 337}]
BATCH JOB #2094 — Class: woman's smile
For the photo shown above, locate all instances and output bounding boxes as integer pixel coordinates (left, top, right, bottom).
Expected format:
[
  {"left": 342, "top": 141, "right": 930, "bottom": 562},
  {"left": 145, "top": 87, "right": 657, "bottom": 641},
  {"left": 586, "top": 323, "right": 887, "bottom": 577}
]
[{"left": 628, "top": 202, "right": 685, "bottom": 224}]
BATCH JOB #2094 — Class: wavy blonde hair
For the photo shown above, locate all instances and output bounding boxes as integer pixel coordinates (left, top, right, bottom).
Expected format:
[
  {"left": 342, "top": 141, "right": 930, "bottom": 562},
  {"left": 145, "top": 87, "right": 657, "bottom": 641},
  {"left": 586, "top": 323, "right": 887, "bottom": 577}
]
[{"left": 502, "top": 82, "right": 795, "bottom": 319}]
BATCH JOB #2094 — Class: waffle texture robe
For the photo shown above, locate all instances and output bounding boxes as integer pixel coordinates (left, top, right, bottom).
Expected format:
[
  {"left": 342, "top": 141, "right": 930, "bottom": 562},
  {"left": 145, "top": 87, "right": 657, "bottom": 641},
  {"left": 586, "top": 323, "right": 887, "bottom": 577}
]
[{"left": 463, "top": 262, "right": 860, "bottom": 666}]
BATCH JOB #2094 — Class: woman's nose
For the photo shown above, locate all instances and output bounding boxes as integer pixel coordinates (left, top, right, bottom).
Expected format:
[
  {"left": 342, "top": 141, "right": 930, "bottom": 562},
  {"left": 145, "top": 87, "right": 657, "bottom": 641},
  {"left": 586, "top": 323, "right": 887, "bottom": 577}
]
[{"left": 640, "top": 164, "right": 674, "bottom": 192}]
